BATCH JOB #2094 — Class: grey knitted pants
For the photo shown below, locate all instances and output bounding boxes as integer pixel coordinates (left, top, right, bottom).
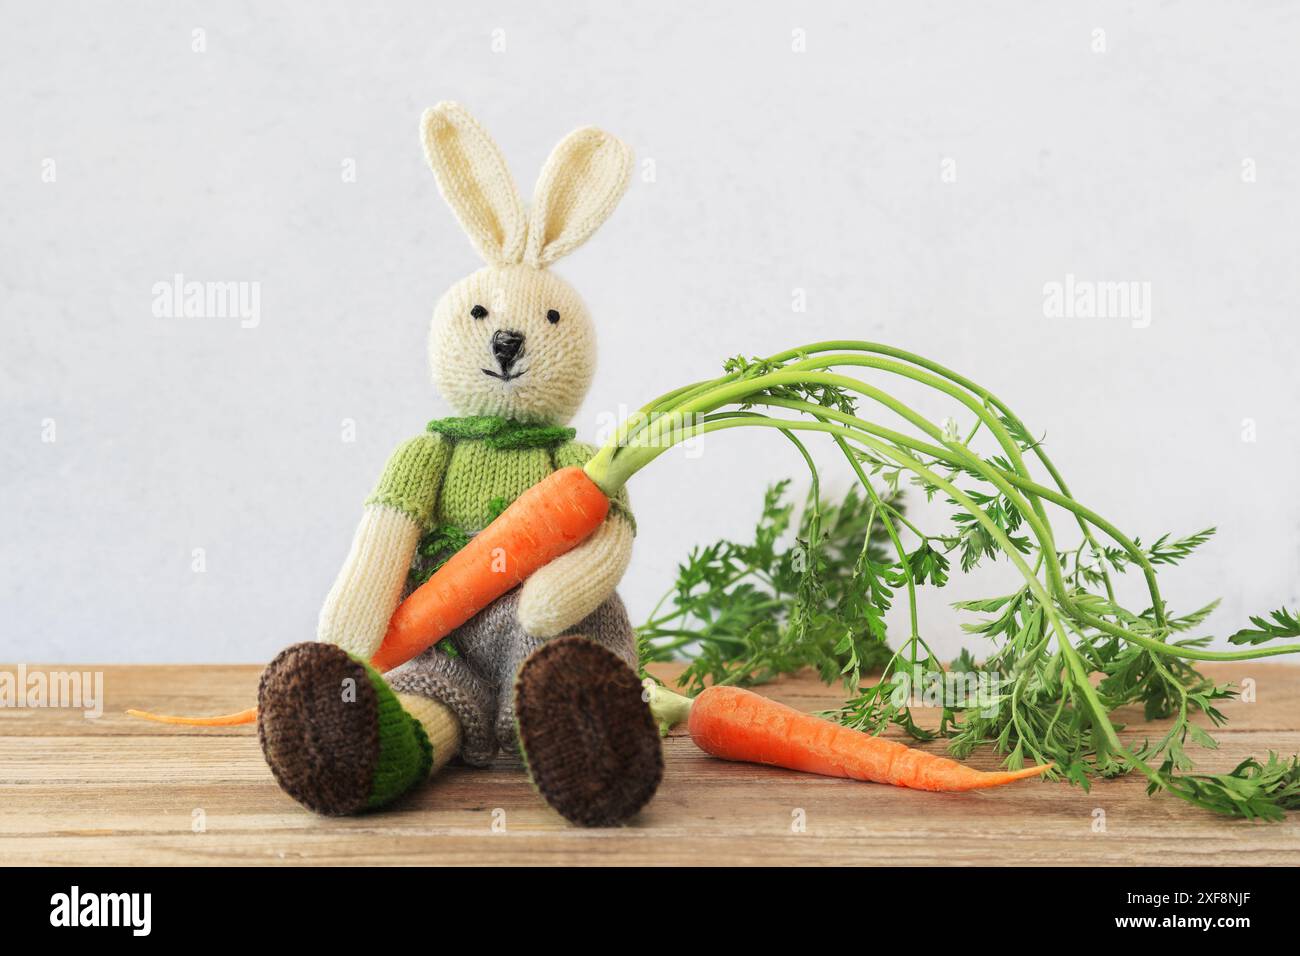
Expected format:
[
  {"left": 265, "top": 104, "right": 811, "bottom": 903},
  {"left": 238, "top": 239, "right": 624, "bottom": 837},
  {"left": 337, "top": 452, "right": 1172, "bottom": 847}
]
[{"left": 385, "top": 588, "right": 639, "bottom": 765}]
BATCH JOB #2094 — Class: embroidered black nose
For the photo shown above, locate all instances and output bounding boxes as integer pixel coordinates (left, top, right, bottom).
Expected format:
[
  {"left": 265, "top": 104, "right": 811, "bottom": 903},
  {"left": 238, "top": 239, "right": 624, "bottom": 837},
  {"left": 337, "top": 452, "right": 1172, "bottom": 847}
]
[{"left": 492, "top": 329, "right": 526, "bottom": 370}]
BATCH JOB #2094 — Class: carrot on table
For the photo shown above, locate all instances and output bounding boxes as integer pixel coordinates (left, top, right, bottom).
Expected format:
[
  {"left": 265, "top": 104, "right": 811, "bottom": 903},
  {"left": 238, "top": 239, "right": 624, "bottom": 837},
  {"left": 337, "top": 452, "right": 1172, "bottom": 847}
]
[
  {"left": 124, "top": 706, "right": 258, "bottom": 726},
  {"left": 648, "top": 683, "right": 1052, "bottom": 792},
  {"left": 129, "top": 466, "right": 611, "bottom": 726}
]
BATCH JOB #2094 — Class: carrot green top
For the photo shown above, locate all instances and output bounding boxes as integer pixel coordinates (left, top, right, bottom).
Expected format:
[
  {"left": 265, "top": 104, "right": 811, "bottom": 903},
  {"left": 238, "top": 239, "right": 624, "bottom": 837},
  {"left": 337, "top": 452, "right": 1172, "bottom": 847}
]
[{"left": 364, "top": 416, "right": 634, "bottom": 536}]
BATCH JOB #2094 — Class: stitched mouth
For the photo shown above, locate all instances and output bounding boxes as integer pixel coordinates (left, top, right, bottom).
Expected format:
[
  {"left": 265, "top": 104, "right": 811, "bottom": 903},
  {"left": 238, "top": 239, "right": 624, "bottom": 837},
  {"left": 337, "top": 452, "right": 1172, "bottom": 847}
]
[{"left": 482, "top": 366, "right": 528, "bottom": 382}]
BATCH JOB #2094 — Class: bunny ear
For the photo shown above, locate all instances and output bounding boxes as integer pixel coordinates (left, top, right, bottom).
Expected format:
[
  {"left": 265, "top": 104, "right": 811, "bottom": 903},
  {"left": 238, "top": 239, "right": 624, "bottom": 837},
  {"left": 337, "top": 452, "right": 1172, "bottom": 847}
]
[
  {"left": 421, "top": 103, "right": 527, "bottom": 264},
  {"left": 524, "top": 126, "right": 634, "bottom": 268}
]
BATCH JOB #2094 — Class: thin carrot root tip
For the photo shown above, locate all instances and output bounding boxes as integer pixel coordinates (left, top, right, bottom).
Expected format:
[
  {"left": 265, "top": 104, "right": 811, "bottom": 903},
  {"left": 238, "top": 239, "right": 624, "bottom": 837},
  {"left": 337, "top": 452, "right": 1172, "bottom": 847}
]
[
  {"left": 125, "top": 707, "right": 258, "bottom": 726},
  {"left": 993, "top": 763, "right": 1054, "bottom": 783}
]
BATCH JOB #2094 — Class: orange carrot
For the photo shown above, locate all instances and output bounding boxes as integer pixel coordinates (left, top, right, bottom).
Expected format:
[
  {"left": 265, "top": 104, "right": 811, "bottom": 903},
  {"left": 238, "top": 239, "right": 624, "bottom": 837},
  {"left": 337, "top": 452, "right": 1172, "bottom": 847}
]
[
  {"left": 130, "top": 466, "right": 610, "bottom": 726},
  {"left": 668, "top": 684, "right": 1051, "bottom": 792},
  {"left": 370, "top": 465, "right": 609, "bottom": 671},
  {"left": 124, "top": 706, "right": 258, "bottom": 726}
]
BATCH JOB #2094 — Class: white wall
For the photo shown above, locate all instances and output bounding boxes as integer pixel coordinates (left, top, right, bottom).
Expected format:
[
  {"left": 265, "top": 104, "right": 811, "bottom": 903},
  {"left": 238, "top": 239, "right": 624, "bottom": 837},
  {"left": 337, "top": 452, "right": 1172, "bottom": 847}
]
[{"left": 2, "top": 1, "right": 1297, "bottom": 663}]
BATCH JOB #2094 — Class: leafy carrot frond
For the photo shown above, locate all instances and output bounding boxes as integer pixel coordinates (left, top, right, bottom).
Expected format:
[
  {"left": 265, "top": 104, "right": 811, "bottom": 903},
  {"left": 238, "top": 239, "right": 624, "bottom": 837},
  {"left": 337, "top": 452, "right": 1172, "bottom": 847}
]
[
  {"left": 605, "top": 341, "right": 1300, "bottom": 819},
  {"left": 1149, "top": 752, "right": 1300, "bottom": 822},
  {"left": 638, "top": 481, "right": 897, "bottom": 692},
  {"left": 1229, "top": 607, "right": 1300, "bottom": 646},
  {"left": 1138, "top": 527, "right": 1217, "bottom": 566}
]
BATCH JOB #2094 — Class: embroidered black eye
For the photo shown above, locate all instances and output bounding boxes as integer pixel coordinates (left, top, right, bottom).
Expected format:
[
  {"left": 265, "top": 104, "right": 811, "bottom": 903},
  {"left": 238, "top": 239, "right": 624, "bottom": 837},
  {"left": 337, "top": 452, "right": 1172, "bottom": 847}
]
[
  {"left": 470, "top": 304, "right": 488, "bottom": 319},
  {"left": 546, "top": 309, "right": 560, "bottom": 324}
]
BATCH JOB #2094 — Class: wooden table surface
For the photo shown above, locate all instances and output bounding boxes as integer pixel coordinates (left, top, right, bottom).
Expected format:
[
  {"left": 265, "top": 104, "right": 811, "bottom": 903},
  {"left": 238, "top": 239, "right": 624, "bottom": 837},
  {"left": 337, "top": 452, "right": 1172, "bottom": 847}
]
[{"left": 2, "top": 661, "right": 1297, "bottom": 866}]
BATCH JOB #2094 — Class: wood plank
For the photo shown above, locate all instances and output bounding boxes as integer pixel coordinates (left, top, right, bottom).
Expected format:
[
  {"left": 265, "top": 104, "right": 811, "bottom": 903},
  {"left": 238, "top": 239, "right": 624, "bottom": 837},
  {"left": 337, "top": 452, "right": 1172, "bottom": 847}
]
[{"left": 1, "top": 661, "right": 1298, "bottom": 865}]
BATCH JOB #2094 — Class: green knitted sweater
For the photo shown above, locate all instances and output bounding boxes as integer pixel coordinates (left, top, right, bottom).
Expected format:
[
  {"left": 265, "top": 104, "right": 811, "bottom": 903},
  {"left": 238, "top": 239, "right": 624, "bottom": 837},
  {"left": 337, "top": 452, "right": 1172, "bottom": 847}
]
[{"left": 365, "top": 416, "right": 634, "bottom": 542}]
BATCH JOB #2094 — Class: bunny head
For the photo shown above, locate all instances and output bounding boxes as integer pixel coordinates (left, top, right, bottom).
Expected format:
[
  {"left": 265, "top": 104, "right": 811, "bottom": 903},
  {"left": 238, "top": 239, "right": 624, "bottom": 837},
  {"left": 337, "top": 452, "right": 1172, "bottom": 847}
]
[{"left": 421, "top": 103, "right": 633, "bottom": 426}]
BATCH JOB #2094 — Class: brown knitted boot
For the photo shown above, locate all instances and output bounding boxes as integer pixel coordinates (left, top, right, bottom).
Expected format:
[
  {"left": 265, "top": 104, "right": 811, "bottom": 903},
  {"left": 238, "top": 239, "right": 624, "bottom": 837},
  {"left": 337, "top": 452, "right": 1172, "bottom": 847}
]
[
  {"left": 257, "top": 642, "right": 432, "bottom": 816},
  {"left": 513, "top": 636, "right": 663, "bottom": 827}
]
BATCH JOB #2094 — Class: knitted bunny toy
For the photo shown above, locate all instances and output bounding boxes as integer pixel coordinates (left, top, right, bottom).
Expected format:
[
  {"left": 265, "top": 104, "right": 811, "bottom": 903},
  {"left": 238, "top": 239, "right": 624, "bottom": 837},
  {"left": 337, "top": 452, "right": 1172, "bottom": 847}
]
[{"left": 256, "top": 103, "right": 662, "bottom": 827}]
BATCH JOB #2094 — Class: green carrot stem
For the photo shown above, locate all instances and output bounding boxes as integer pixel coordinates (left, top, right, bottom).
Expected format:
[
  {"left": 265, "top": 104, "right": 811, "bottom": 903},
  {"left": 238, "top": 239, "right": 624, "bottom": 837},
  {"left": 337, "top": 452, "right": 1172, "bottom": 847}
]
[
  {"left": 733, "top": 340, "right": 1121, "bottom": 599},
  {"left": 674, "top": 415, "right": 1300, "bottom": 663},
  {"left": 727, "top": 389, "right": 1168, "bottom": 632},
  {"left": 643, "top": 680, "right": 694, "bottom": 732}
]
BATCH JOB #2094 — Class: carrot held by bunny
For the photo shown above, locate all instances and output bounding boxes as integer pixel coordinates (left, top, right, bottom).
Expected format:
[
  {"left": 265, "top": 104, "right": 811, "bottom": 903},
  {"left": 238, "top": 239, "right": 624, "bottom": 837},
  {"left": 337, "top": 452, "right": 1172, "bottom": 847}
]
[{"left": 144, "top": 103, "right": 662, "bottom": 826}]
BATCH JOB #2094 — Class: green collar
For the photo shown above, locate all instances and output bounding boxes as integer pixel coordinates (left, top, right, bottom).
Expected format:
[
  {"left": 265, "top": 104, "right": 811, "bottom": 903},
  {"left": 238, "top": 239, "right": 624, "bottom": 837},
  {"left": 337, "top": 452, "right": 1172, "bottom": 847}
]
[{"left": 426, "top": 415, "right": 576, "bottom": 450}]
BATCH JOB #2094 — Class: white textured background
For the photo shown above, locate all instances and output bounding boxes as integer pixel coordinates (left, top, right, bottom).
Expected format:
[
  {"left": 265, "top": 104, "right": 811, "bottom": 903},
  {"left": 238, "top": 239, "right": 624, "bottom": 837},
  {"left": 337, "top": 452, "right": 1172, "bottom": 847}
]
[{"left": 2, "top": 1, "right": 1297, "bottom": 663}]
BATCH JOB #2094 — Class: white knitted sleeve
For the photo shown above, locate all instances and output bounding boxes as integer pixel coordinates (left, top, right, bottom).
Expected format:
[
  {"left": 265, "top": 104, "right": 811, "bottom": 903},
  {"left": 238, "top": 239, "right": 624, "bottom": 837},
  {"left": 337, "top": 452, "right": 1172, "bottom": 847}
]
[
  {"left": 515, "top": 512, "right": 635, "bottom": 638},
  {"left": 316, "top": 503, "right": 422, "bottom": 661}
]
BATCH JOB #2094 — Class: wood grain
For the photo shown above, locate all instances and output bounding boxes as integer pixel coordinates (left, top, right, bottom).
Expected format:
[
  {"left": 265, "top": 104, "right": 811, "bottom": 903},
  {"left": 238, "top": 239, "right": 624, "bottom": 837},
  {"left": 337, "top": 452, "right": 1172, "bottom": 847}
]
[{"left": 1, "top": 661, "right": 1297, "bottom": 865}]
